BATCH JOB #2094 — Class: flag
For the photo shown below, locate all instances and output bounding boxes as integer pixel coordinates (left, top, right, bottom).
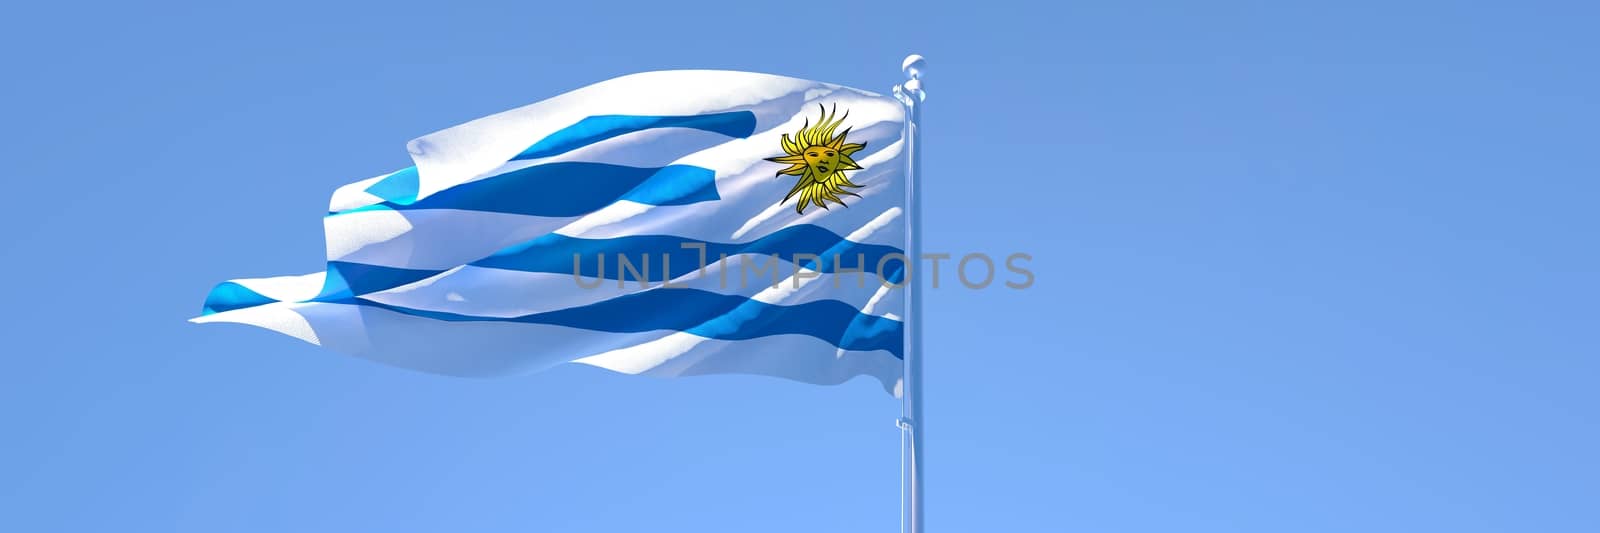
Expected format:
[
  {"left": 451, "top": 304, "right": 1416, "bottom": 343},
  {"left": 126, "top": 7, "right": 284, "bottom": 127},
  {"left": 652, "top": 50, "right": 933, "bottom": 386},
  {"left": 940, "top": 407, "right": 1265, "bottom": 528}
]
[{"left": 194, "top": 70, "right": 909, "bottom": 395}]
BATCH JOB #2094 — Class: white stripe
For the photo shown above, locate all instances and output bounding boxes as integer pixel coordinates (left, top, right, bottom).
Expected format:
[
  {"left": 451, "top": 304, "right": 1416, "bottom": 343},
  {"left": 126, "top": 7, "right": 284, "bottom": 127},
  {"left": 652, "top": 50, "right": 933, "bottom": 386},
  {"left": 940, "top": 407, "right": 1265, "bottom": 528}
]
[
  {"left": 324, "top": 208, "right": 577, "bottom": 270},
  {"left": 362, "top": 254, "right": 906, "bottom": 319},
  {"left": 405, "top": 70, "right": 881, "bottom": 198},
  {"left": 193, "top": 302, "right": 322, "bottom": 345},
  {"left": 328, "top": 172, "right": 395, "bottom": 213},
  {"left": 410, "top": 90, "right": 900, "bottom": 198},
  {"left": 230, "top": 272, "right": 326, "bottom": 303},
  {"left": 571, "top": 139, "right": 905, "bottom": 242},
  {"left": 507, "top": 127, "right": 749, "bottom": 170}
]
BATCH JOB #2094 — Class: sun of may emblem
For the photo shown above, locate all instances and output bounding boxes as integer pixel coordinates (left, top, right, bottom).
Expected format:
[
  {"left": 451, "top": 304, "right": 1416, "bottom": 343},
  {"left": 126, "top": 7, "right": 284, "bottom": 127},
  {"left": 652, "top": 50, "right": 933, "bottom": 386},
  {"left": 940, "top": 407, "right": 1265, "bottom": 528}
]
[{"left": 766, "top": 104, "right": 868, "bottom": 214}]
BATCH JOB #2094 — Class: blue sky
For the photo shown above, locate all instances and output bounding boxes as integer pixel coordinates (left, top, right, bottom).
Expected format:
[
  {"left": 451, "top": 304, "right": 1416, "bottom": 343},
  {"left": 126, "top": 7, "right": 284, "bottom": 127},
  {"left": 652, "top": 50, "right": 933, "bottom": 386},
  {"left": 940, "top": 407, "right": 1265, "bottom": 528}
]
[{"left": 2, "top": 1, "right": 1596, "bottom": 531}]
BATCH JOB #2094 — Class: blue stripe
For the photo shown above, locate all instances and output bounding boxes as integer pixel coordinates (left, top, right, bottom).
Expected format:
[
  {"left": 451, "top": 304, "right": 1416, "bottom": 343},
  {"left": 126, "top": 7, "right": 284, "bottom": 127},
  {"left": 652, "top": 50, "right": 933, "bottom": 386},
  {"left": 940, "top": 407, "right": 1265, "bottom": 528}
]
[
  {"left": 201, "top": 279, "right": 903, "bottom": 357},
  {"left": 317, "top": 262, "right": 441, "bottom": 300},
  {"left": 475, "top": 224, "right": 907, "bottom": 284},
  {"left": 199, "top": 225, "right": 905, "bottom": 317},
  {"left": 343, "top": 288, "right": 903, "bottom": 358},
  {"left": 512, "top": 112, "right": 757, "bottom": 161},
  {"left": 200, "top": 282, "right": 900, "bottom": 356},
  {"left": 331, "top": 162, "right": 718, "bottom": 217},
  {"left": 200, "top": 282, "right": 276, "bottom": 316},
  {"left": 363, "top": 167, "right": 420, "bottom": 205}
]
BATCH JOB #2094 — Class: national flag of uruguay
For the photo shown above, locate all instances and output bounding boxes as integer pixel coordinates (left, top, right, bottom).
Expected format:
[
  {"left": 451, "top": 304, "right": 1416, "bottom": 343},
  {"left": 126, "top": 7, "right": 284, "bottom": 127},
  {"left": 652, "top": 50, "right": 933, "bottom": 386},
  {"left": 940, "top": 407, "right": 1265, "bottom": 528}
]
[{"left": 194, "top": 70, "right": 909, "bottom": 395}]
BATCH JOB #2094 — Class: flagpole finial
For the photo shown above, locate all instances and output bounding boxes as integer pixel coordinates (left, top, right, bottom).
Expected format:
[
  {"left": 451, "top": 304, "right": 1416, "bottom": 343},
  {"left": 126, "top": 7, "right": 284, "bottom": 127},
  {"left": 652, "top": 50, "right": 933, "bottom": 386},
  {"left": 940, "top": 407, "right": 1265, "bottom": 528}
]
[
  {"left": 902, "top": 54, "right": 926, "bottom": 80},
  {"left": 894, "top": 54, "right": 927, "bottom": 104}
]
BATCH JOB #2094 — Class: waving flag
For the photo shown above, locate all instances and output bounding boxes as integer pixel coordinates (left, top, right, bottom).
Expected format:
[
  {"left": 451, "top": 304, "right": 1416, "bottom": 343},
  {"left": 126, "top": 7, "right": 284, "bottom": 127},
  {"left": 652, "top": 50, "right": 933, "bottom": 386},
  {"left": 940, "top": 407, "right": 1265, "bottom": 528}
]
[{"left": 195, "top": 70, "right": 909, "bottom": 395}]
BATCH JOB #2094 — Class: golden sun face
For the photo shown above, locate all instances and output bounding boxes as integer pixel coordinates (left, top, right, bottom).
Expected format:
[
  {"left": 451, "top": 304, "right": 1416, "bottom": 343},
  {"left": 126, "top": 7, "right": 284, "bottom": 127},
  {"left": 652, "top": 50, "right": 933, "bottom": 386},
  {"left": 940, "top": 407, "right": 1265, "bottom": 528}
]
[
  {"left": 803, "top": 146, "right": 842, "bottom": 177},
  {"left": 766, "top": 104, "right": 868, "bottom": 214}
]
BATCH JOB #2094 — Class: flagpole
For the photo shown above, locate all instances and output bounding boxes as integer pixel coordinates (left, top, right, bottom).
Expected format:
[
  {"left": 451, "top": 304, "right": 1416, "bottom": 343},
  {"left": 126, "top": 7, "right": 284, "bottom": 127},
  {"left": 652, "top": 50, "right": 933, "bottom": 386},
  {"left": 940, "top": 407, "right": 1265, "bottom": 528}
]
[{"left": 893, "top": 54, "right": 927, "bottom": 533}]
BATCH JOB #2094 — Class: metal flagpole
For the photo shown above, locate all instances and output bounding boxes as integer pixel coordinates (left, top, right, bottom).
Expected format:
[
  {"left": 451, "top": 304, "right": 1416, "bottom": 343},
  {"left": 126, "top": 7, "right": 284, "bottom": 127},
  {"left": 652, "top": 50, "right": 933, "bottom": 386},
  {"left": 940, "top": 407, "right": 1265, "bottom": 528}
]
[{"left": 893, "top": 54, "right": 927, "bottom": 533}]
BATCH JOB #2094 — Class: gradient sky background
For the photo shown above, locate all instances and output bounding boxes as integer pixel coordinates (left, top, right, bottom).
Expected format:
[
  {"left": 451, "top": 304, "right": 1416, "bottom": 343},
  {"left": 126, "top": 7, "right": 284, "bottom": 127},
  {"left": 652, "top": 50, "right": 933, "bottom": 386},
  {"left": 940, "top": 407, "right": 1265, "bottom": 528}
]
[{"left": 2, "top": 1, "right": 1596, "bottom": 532}]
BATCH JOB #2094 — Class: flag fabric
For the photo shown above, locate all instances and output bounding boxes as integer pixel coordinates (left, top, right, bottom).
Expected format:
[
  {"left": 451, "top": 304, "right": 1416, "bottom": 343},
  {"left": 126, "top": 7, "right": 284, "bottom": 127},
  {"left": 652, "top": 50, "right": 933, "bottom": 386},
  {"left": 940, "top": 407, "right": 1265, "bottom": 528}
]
[{"left": 195, "top": 70, "right": 909, "bottom": 395}]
